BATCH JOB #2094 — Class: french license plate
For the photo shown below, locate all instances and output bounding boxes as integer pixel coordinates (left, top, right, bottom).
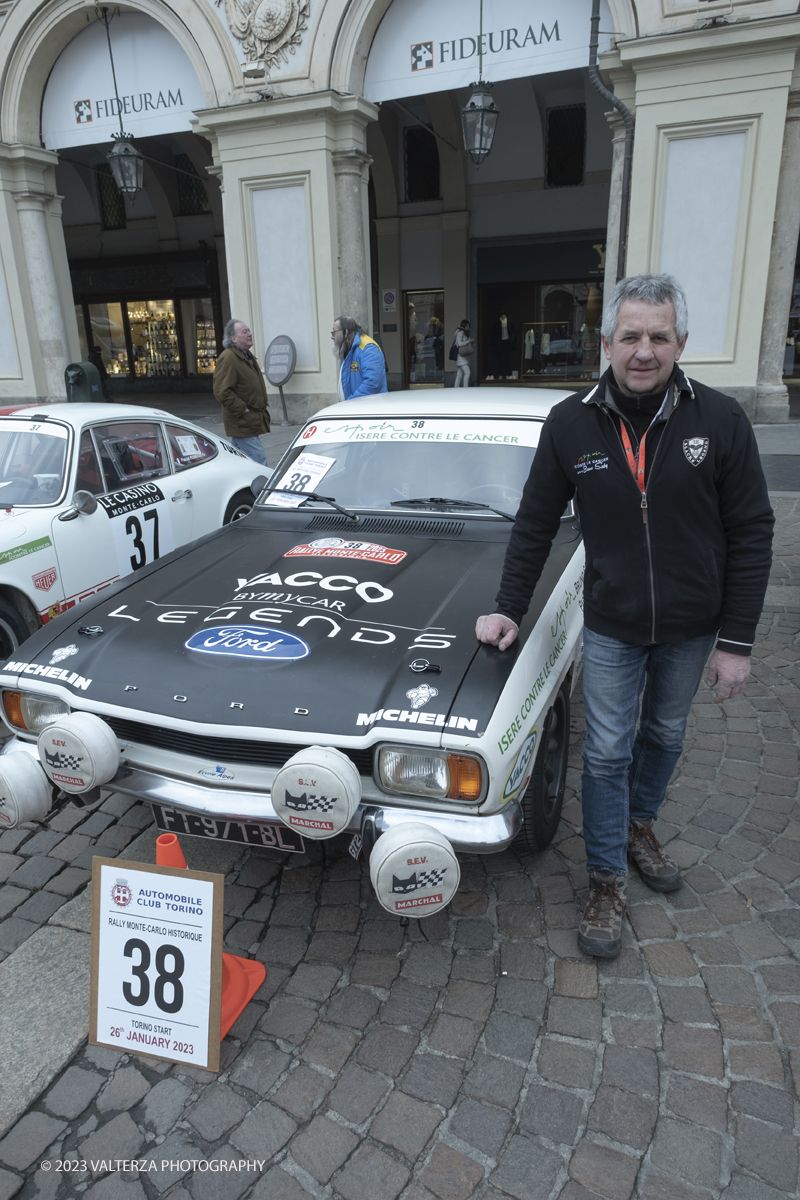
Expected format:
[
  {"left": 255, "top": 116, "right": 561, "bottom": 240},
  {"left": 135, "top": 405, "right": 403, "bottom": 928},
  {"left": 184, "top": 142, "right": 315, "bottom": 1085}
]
[{"left": 150, "top": 802, "right": 305, "bottom": 852}]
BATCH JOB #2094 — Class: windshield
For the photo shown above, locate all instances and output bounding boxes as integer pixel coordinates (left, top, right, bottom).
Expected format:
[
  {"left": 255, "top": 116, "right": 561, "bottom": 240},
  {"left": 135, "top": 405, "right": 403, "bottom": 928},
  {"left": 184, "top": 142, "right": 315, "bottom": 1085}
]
[
  {"left": 0, "top": 419, "right": 70, "bottom": 507},
  {"left": 261, "top": 417, "right": 543, "bottom": 515}
]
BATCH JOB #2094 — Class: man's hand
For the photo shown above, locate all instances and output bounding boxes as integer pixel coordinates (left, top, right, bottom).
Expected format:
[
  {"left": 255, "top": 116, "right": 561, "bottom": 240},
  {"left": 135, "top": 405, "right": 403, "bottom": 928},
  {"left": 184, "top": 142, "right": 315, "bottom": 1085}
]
[
  {"left": 476, "top": 614, "right": 519, "bottom": 651},
  {"left": 706, "top": 649, "right": 750, "bottom": 703}
]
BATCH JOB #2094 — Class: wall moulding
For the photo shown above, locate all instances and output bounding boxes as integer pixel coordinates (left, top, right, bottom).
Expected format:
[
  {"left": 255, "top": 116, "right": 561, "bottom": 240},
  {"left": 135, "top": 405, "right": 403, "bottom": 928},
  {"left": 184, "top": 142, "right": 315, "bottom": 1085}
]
[{"left": 649, "top": 115, "right": 759, "bottom": 364}]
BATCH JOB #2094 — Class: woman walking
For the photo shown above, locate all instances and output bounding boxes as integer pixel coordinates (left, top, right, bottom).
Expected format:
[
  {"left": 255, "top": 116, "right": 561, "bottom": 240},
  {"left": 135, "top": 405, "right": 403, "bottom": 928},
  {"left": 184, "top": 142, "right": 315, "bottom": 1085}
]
[{"left": 453, "top": 319, "right": 474, "bottom": 387}]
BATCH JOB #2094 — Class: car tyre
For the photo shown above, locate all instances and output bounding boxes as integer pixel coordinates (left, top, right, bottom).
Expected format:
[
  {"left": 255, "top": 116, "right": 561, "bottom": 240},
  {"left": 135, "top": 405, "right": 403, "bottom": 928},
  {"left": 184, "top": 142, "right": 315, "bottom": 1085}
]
[
  {"left": 0, "top": 599, "right": 29, "bottom": 661},
  {"left": 224, "top": 490, "right": 254, "bottom": 524},
  {"left": 515, "top": 682, "right": 570, "bottom": 853}
]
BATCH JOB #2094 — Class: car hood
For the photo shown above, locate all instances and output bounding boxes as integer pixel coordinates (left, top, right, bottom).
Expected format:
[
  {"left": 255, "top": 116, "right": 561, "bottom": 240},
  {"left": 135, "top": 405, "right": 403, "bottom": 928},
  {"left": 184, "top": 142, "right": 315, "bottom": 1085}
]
[{"left": 6, "top": 517, "right": 579, "bottom": 741}]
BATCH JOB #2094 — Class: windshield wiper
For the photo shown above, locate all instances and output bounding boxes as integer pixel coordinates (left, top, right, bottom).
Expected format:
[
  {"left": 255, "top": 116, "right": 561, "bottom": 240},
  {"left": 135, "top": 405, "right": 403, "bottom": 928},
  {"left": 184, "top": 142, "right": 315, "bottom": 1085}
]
[
  {"left": 262, "top": 488, "right": 359, "bottom": 522},
  {"left": 390, "top": 496, "right": 514, "bottom": 522}
]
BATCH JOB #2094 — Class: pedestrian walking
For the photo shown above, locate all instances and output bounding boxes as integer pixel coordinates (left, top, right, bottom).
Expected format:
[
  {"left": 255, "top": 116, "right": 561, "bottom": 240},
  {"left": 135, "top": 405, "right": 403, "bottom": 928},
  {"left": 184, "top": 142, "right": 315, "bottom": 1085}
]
[
  {"left": 475, "top": 272, "right": 774, "bottom": 959},
  {"left": 452, "top": 319, "right": 474, "bottom": 387},
  {"left": 88, "top": 345, "right": 111, "bottom": 401},
  {"left": 332, "top": 315, "right": 387, "bottom": 400},
  {"left": 213, "top": 319, "right": 270, "bottom": 465}
]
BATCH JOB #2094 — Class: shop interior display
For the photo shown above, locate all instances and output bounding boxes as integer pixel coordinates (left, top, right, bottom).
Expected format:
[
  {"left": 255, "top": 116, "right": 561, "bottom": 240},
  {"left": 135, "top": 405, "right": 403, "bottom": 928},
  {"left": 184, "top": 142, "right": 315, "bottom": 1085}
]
[
  {"left": 480, "top": 281, "right": 604, "bottom": 385},
  {"left": 195, "top": 317, "right": 217, "bottom": 375},
  {"left": 128, "top": 302, "right": 181, "bottom": 379}
]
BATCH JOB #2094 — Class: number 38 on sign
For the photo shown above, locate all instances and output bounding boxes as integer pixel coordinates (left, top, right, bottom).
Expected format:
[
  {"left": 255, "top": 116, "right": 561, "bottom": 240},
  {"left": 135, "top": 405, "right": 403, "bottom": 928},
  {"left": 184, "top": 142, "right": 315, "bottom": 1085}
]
[{"left": 90, "top": 857, "right": 224, "bottom": 1071}]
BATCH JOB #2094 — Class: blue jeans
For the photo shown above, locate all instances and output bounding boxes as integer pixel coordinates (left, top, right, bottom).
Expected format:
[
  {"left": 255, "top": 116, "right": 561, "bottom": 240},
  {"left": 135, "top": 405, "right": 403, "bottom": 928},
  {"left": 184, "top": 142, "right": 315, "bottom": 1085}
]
[
  {"left": 581, "top": 629, "right": 715, "bottom": 875},
  {"left": 231, "top": 436, "right": 268, "bottom": 466}
]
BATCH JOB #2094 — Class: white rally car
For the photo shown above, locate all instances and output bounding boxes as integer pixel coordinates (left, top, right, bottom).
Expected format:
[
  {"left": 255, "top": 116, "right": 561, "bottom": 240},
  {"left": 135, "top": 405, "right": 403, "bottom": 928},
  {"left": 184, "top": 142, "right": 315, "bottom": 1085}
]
[
  {"left": 0, "top": 403, "right": 259, "bottom": 659},
  {"left": 0, "top": 393, "right": 585, "bottom": 917}
]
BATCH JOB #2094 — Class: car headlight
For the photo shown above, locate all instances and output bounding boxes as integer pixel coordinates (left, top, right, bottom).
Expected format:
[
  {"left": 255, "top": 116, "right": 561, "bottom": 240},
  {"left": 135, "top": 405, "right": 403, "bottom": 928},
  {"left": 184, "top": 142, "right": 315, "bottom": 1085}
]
[
  {"left": 2, "top": 691, "right": 71, "bottom": 734},
  {"left": 378, "top": 747, "right": 484, "bottom": 802}
]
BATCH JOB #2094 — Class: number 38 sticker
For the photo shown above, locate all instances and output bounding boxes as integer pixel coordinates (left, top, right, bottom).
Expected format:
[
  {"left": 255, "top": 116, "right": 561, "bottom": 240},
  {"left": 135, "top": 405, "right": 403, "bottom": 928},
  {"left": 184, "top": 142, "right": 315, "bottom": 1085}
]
[{"left": 90, "top": 859, "right": 223, "bottom": 1070}]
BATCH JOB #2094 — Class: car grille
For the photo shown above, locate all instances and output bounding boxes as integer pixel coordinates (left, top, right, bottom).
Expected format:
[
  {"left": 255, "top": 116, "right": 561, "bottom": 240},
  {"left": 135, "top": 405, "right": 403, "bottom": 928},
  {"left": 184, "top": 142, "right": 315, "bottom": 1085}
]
[
  {"left": 306, "top": 515, "right": 465, "bottom": 537},
  {"left": 102, "top": 716, "right": 373, "bottom": 775}
]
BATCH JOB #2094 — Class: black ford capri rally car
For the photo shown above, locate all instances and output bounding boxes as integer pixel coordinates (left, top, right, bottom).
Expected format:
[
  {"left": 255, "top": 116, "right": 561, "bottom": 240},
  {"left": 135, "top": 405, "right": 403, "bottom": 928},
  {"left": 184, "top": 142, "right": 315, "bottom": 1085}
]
[{"left": 0, "top": 393, "right": 585, "bottom": 917}]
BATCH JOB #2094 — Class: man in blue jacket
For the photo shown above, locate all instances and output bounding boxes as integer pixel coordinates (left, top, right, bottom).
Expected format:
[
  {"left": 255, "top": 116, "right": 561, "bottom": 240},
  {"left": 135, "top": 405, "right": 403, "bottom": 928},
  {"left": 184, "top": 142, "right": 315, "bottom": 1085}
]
[{"left": 332, "top": 315, "right": 387, "bottom": 400}]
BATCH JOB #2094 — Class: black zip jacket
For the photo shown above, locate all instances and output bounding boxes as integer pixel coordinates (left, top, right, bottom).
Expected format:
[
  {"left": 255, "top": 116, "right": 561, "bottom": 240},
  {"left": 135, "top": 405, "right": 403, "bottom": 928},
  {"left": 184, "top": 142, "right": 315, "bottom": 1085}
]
[{"left": 495, "top": 370, "right": 774, "bottom": 654}]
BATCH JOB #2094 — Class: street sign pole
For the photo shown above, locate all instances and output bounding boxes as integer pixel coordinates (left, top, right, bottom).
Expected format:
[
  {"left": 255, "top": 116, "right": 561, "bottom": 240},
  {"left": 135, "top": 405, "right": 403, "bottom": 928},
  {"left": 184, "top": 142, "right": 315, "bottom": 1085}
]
[{"left": 264, "top": 335, "right": 297, "bottom": 427}]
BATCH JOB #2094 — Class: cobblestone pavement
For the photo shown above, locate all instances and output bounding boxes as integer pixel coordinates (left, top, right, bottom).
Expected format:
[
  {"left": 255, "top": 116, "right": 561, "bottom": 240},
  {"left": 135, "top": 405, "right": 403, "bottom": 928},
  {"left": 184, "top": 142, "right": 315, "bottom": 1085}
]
[{"left": 0, "top": 497, "right": 798, "bottom": 1200}]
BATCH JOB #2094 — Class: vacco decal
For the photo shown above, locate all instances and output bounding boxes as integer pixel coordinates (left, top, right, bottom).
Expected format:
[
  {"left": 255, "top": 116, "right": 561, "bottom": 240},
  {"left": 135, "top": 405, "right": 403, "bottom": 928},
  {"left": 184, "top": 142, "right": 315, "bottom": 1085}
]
[{"left": 502, "top": 727, "right": 538, "bottom": 801}]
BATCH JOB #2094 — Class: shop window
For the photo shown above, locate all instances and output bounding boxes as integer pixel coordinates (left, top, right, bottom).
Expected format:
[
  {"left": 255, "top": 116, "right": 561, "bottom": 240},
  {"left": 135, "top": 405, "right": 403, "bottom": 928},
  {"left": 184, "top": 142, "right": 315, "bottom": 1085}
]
[
  {"left": 175, "top": 154, "right": 211, "bottom": 216},
  {"left": 479, "top": 280, "right": 604, "bottom": 385},
  {"left": 180, "top": 297, "right": 217, "bottom": 376},
  {"left": 405, "top": 290, "right": 445, "bottom": 386},
  {"left": 545, "top": 105, "right": 586, "bottom": 189},
  {"left": 88, "top": 302, "right": 128, "bottom": 376},
  {"left": 128, "top": 300, "right": 181, "bottom": 378},
  {"left": 96, "top": 164, "right": 126, "bottom": 230},
  {"left": 404, "top": 126, "right": 440, "bottom": 203}
]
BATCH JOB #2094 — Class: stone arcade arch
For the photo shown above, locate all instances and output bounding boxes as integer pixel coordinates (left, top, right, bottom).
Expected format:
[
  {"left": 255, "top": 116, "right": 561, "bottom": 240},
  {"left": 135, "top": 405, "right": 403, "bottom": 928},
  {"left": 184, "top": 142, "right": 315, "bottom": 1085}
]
[{"left": 0, "top": 0, "right": 242, "bottom": 401}]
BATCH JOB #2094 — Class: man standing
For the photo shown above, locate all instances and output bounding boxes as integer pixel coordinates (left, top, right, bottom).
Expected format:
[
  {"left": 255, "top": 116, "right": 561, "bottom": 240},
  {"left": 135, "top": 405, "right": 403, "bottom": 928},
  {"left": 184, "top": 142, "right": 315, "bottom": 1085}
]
[
  {"left": 332, "top": 315, "right": 388, "bottom": 400},
  {"left": 213, "top": 319, "right": 270, "bottom": 464},
  {"left": 476, "top": 274, "right": 774, "bottom": 959}
]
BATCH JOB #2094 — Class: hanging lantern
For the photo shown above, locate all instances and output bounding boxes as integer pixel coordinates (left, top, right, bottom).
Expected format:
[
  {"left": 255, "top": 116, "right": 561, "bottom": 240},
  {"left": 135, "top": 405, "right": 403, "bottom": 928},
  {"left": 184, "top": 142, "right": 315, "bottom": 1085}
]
[
  {"left": 106, "top": 133, "right": 144, "bottom": 201},
  {"left": 461, "top": 81, "right": 500, "bottom": 167}
]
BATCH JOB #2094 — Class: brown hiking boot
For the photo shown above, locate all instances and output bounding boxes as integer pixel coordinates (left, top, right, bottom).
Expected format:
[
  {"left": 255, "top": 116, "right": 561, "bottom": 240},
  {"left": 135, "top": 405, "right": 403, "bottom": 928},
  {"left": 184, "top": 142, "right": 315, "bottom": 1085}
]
[
  {"left": 628, "top": 818, "right": 682, "bottom": 892},
  {"left": 578, "top": 871, "right": 627, "bottom": 959}
]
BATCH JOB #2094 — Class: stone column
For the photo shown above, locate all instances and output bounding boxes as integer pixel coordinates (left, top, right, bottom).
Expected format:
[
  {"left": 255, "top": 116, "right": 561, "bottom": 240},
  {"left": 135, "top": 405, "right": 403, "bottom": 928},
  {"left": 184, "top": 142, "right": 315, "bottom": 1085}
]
[
  {"left": 602, "top": 111, "right": 627, "bottom": 314},
  {"left": 755, "top": 91, "right": 800, "bottom": 424},
  {"left": 332, "top": 148, "right": 372, "bottom": 327},
  {"left": 12, "top": 190, "right": 69, "bottom": 401}
]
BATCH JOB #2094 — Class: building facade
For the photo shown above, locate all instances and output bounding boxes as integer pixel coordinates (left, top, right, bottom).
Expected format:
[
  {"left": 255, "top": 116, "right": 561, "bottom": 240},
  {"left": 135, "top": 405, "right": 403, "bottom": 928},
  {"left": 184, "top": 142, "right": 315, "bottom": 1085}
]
[{"left": 0, "top": 0, "right": 798, "bottom": 421}]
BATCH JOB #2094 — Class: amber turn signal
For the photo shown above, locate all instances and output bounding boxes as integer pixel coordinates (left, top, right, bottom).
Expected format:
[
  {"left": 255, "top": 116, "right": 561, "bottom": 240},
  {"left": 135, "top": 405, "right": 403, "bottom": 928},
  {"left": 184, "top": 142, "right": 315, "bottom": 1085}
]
[
  {"left": 2, "top": 691, "right": 25, "bottom": 731},
  {"left": 447, "top": 754, "right": 483, "bottom": 801}
]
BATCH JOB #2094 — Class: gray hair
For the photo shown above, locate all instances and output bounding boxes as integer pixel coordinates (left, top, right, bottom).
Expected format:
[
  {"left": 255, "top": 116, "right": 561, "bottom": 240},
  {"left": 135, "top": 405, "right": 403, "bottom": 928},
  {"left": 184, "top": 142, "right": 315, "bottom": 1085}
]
[
  {"left": 601, "top": 273, "right": 688, "bottom": 343},
  {"left": 222, "top": 318, "right": 244, "bottom": 349},
  {"left": 334, "top": 314, "right": 361, "bottom": 359}
]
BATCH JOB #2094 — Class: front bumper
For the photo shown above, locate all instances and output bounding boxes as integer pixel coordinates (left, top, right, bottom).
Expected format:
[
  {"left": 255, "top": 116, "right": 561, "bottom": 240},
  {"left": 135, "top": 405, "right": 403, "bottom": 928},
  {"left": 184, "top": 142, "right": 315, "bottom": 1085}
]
[{"left": 3, "top": 738, "right": 521, "bottom": 854}]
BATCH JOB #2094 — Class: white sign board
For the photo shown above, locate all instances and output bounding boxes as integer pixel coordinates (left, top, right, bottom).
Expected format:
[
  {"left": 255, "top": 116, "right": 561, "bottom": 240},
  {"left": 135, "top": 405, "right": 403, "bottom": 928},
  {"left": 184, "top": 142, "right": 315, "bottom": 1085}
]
[
  {"left": 364, "top": 0, "right": 613, "bottom": 102},
  {"left": 90, "top": 858, "right": 223, "bottom": 1071},
  {"left": 269, "top": 452, "right": 336, "bottom": 507},
  {"left": 42, "top": 14, "right": 205, "bottom": 149}
]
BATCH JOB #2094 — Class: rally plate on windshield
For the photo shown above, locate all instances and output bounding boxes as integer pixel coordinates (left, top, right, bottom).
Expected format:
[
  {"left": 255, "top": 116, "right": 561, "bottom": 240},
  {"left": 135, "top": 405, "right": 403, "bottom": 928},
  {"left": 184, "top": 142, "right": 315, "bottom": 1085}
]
[{"left": 151, "top": 803, "right": 305, "bottom": 852}]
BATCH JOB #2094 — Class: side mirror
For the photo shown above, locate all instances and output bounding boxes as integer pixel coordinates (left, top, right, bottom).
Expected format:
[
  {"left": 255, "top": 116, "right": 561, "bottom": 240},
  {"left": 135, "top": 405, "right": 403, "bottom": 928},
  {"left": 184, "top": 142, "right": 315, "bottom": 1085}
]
[
  {"left": 251, "top": 475, "right": 268, "bottom": 498},
  {"left": 74, "top": 490, "right": 99, "bottom": 515},
  {"left": 58, "top": 490, "right": 98, "bottom": 522}
]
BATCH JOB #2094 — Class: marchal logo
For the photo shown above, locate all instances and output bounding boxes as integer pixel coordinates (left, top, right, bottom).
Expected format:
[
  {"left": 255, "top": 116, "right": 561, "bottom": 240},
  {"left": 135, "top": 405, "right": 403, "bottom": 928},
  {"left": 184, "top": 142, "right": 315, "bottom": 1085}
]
[
  {"left": 111, "top": 879, "right": 132, "bottom": 907},
  {"left": 683, "top": 437, "right": 709, "bottom": 466},
  {"left": 411, "top": 42, "right": 434, "bottom": 71},
  {"left": 32, "top": 567, "right": 58, "bottom": 592},
  {"left": 74, "top": 100, "right": 92, "bottom": 124},
  {"left": 185, "top": 625, "right": 310, "bottom": 662}
]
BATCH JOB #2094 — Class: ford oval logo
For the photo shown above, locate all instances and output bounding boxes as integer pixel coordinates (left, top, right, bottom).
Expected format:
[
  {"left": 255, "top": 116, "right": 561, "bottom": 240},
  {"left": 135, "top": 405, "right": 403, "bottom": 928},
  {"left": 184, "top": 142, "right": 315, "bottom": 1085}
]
[{"left": 184, "top": 626, "right": 310, "bottom": 661}]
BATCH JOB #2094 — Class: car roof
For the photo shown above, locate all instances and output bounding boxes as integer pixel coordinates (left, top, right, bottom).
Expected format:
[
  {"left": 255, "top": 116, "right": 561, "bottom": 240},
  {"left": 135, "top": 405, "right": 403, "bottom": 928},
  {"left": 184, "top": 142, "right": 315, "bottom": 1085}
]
[
  {"left": 309, "top": 387, "right": 576, "bottom": 422},
  {"left": 0, "top": 403, "right": 182, "bottom": 425}
]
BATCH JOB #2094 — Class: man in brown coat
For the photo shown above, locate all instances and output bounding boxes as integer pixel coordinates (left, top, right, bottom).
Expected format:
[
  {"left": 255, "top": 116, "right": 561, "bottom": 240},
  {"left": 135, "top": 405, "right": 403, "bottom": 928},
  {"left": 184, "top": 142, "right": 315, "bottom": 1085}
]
[{"left": 213, "top": 318, "right": 270, "bottom": 464}]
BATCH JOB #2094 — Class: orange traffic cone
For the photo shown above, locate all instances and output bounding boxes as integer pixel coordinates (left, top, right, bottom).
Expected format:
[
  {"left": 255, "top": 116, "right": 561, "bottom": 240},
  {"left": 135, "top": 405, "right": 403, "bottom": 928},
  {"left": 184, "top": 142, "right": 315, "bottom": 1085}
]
[
  {"left": 156, "top": 832, "right": 188, "bottom": 869},
  {"left": 154, "top": 831, "right": 266, "bottom": 1040}
]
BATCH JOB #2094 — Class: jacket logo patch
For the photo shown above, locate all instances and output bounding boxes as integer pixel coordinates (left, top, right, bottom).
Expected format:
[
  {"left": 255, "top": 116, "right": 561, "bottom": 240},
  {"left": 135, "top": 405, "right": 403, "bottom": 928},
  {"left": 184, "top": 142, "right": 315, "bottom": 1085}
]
[
  {"left": 683, "top": 437, "right": 709, "bottom": 466},
  {"left": 575, "top": 452, "right": 608, "bottom": 475}
]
